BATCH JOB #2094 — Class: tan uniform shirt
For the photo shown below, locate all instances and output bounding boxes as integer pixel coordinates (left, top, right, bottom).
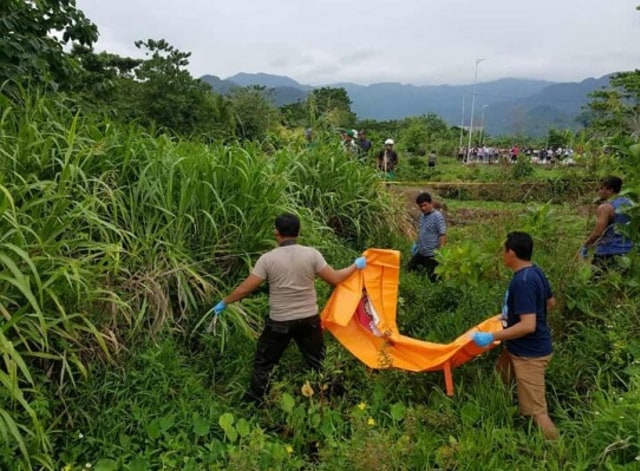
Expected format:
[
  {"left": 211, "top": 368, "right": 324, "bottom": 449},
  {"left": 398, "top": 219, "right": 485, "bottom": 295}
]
[{"left": 252, "top": 244, "right": 328, "bottom": 321}]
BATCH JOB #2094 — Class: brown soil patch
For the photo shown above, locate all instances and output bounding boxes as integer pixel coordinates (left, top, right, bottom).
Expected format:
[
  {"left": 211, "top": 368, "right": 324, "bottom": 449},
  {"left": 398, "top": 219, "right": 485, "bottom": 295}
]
[
  {"left": 389, "top": 185, "right": 447, "bottom": 220},
  {"left": 388, "top": 184, "right": 596, "bottom": 227}
]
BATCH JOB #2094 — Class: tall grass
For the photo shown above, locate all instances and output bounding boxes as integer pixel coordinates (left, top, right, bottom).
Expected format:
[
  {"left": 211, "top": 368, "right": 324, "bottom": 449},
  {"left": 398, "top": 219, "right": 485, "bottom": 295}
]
[
  {"left": 0, "top": 91, "right": 408, "bottom": 467},
  {"left": 287, "top": 142, "right": 412, "bottom": 250}
]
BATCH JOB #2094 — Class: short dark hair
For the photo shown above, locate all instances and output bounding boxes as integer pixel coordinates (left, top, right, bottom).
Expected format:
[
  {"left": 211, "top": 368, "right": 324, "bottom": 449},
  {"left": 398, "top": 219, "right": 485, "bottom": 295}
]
[
  {"left": 601, "top": 176, "right": 623, "bottom": 193},
  {"left": 505, "top": 231, "right": 533, "bottom": 261},
  {"left": 275, "top": 213, "right": 300, "bottom": 237},
  {"left": 416, "top": 192, "right": 432, "bottom": 205}
]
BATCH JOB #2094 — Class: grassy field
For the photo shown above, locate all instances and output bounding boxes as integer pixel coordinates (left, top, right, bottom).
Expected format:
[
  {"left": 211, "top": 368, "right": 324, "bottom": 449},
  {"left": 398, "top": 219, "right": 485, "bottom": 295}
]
[
  {"left": 1, "top": 94, "right": 639, "bottom": 470},
  {"left": 50, "top": 197, "right": 640, "bottom": 471}
]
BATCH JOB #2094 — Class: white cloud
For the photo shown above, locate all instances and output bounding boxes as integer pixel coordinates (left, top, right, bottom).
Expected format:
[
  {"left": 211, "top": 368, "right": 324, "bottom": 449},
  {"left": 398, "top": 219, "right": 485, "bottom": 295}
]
[{"left": 76, "top": 0, "right": 640, "bottom": 85}]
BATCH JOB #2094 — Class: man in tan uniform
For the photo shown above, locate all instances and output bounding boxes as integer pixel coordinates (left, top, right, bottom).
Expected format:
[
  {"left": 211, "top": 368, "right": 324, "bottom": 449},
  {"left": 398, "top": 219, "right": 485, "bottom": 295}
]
[{"left": 212, "top": 213, "right": 366, "bottom": 403}]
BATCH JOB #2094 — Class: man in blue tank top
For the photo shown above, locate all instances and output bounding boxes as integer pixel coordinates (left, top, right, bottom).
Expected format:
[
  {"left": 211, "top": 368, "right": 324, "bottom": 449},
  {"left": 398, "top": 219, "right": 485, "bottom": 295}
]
[{"left": 581, "top": 176, "right": 633, "bottom": 270}]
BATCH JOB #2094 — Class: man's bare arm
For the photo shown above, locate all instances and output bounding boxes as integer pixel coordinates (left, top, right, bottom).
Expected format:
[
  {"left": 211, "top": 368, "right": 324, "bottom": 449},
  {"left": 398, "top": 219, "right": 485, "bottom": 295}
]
[
  {"left": 223, "top": 274, "right": 265, "bottom": 304},
  {"left": 585, "top": 203, "right": 613, "bottom": 247}
]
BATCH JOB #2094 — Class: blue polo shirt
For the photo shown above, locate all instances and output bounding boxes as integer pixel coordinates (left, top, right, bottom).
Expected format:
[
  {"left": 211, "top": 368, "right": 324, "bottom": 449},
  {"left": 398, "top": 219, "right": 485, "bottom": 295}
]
[
  {"left": 417, "top": 210, "right": 446, "bottom": 257},
  {"left": 504, "top": 265, "right": 553, "bottom": 357}
]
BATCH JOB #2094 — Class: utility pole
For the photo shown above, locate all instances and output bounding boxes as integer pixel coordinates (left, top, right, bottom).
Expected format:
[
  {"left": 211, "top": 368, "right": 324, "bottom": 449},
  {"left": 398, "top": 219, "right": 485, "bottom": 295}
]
[
  {"left": 466, "top": 58, "right": 485, "bottom": 163},
  {"left": 480, "top": 105, "right": 489, "bottom": 146},
  {"left": 458, "top": 90, "right": 465, "bottom": 149}
]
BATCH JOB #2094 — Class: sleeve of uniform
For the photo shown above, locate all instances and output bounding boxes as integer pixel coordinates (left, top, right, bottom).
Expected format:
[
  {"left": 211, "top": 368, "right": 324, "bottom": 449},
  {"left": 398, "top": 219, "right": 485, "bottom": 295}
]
[
  {"left": 252, "top": 253, "right": 269, "bottom": 280},
  {"left": 312, "top": 248, "right": 328, "bottom": 273}
]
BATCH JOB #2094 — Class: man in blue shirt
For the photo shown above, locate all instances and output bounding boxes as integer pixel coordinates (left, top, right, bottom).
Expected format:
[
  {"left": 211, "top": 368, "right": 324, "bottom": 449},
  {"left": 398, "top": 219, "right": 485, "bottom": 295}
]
[
  {"left": 356, "top": 130, "right": 372, "bottom": 161},
  {"left": 471, "top": 231, "right": 559, "bottom": 440},
  {"left": 407, "top": 192, "right": 447, "bottom": 281}
]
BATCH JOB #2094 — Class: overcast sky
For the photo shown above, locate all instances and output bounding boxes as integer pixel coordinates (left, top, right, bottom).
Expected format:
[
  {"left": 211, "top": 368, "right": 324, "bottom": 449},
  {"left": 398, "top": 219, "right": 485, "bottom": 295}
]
[{"left": 76, "top": 0, "right": 639, "bottom": 86}]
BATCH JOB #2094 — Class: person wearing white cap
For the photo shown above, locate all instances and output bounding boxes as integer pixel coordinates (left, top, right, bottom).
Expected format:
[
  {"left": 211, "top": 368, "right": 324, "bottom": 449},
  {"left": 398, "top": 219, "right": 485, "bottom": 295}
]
[{"left": 376, "top": 139, "right": 398, "bottom": 179}]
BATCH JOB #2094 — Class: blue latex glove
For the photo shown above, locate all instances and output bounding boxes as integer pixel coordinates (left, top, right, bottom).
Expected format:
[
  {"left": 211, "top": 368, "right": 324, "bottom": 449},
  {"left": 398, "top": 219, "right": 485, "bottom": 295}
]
[
  {"left": 411, "top": 243, "right": 418, "bottom": 255},
  {"left": 471, "top": 332, "right": 494, "bottom": 347},
  {"left": 580, "top": 246, "right": 589, "bottom": 259},
  {"left": 354, "top": 256, "right": 366, "bottom": 270},
  {"left": 212, "top": 300, "right": 226, "bottom": 315}
]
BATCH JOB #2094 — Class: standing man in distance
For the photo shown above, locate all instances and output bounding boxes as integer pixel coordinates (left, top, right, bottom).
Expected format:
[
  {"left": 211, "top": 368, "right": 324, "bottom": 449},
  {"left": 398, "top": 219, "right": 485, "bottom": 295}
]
[
  {"left": 212, "top": 213, "right": 366, "bottom": 404},
  {"left": 356, "top": 130, "right": 372, "bottom": 162},
  {"left": 581, "top": 176, "right": 633, "bottom": 270},
  {"left": 341, "top": 129, "right": 359, "bottom": 156},
  {"left": 377, "top": 138, "right": 398, "bottom": 179},
  {"left": 407, "top": 192, "right": 447, "bottom": 281},
  {"left": 428, "top": 150, "right": 437, "bottom": 169},
  {"left": 471, "top": 231, "right": 558, "bottom": 440}
]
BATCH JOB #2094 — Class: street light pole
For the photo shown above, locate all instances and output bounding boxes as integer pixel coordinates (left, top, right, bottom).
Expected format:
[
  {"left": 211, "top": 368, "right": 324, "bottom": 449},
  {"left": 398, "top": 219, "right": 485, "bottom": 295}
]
[
  {"left": 480, "top": 104, "right": 489, "bottom": 146},
  {"left": 466, "top": 58, "right": 485, "bottom": 163},
  {"left": 458, "top": 90, "right": 465, "bottom": 149}
]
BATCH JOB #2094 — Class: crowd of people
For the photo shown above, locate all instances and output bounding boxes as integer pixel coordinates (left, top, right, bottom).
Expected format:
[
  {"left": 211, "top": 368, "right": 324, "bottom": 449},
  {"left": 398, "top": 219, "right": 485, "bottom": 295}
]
[
  {"left": 458, "top": 145, "right": 578, "bottom": 165},
  {"left": 212, "top": 170, "right": 634, "bottom": 441}
]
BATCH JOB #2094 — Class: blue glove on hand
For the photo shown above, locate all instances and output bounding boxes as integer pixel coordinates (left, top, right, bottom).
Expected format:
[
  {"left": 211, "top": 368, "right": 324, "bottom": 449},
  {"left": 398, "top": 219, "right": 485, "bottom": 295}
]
[
  {"left": 471, "top": 332, "right": 494, "bottom": 347},
  {"left": 354, "top": 256, "right": 366, "bottom": 270},
  {"left": 411, "top": 243, "right": 418, "bottom": 255},
  {"left": 580, "top": 246, "right": 589, "bottom": 259},
  {"left": 212, "top": 300, "right": 226, "bottom": 315}
]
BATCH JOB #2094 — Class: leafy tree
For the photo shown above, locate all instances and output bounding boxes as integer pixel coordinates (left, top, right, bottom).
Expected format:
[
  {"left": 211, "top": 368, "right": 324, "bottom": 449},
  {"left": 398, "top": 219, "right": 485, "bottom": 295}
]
[
  {"left": 310, "top": 87, "right": 357, "bottom": 128},
  {"left": 421, "top": 112, "right": 450, "bottom": 138},
  {"left": 130, "top": 39, "right": 215, "bottom": 136},
  {"left": 280, "top": 94, "right": 318, "bottom": 129},
  {"left": 0, "top": 0, "right": 98, "bottom": 87},
  {"left": 230, "top": 85, "right": 281, "bottom": 141},
  {"left": 68, "top": 40, "right": 234, "bottom": 140},
  {"left": 69, "top": 44, "right": 141, "bottom": 105},
  {"left": 585, "top": 70, "right": 640, "bottom": 144},
  {"left": 398, "top": 113, "right": 455, "bottom": 154},
  {"left": 279, "top": 86, "right": 358, "bottom": 133},
  {"left": 211, "top": 93, "right": 237, "bottom": 139},
  {"left": 400, "top": 117, "right": 429, "bottom": 154},
  {"left": 546, "top": 128, "right": 572, "bottom": 149}
]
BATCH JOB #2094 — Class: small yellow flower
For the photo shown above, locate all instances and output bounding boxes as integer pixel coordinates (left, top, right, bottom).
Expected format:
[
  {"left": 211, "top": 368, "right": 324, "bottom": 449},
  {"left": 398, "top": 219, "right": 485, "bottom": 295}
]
[
  {"left": 367, "top": 417, "right": 376, "bottom": 426},
  {"left": 285, "top": 445, "right": 294, "bottom": 454},
  {"left": 357, "top": 402, "right": 367, "bottom": 411},
  {"left": 63, "top": 466, "right": 72, "bottom": 471},
  {"left": 301, "top": 381, "right": 315, "bottom": 398}
]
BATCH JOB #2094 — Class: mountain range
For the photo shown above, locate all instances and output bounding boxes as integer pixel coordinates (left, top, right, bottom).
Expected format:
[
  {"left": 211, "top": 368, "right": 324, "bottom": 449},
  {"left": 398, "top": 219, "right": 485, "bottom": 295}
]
[{"left": 200, "top": 72, "right": 613, "bottom": 136}]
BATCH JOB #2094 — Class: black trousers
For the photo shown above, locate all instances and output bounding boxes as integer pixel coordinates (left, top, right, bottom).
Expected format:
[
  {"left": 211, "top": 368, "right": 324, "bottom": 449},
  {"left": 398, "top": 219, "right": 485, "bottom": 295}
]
[
  {"left": 246, "top": 314, "right": 324, "bottom": 403},
  {"left": 407, "top": 253, "right": 439, "bottom": 282}
]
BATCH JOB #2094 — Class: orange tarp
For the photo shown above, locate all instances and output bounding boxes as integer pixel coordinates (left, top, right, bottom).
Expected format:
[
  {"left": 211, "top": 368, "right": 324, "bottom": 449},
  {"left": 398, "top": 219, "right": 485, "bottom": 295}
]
[{"left": 321, "top": 248, "right": 503, "bottom": 396}]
